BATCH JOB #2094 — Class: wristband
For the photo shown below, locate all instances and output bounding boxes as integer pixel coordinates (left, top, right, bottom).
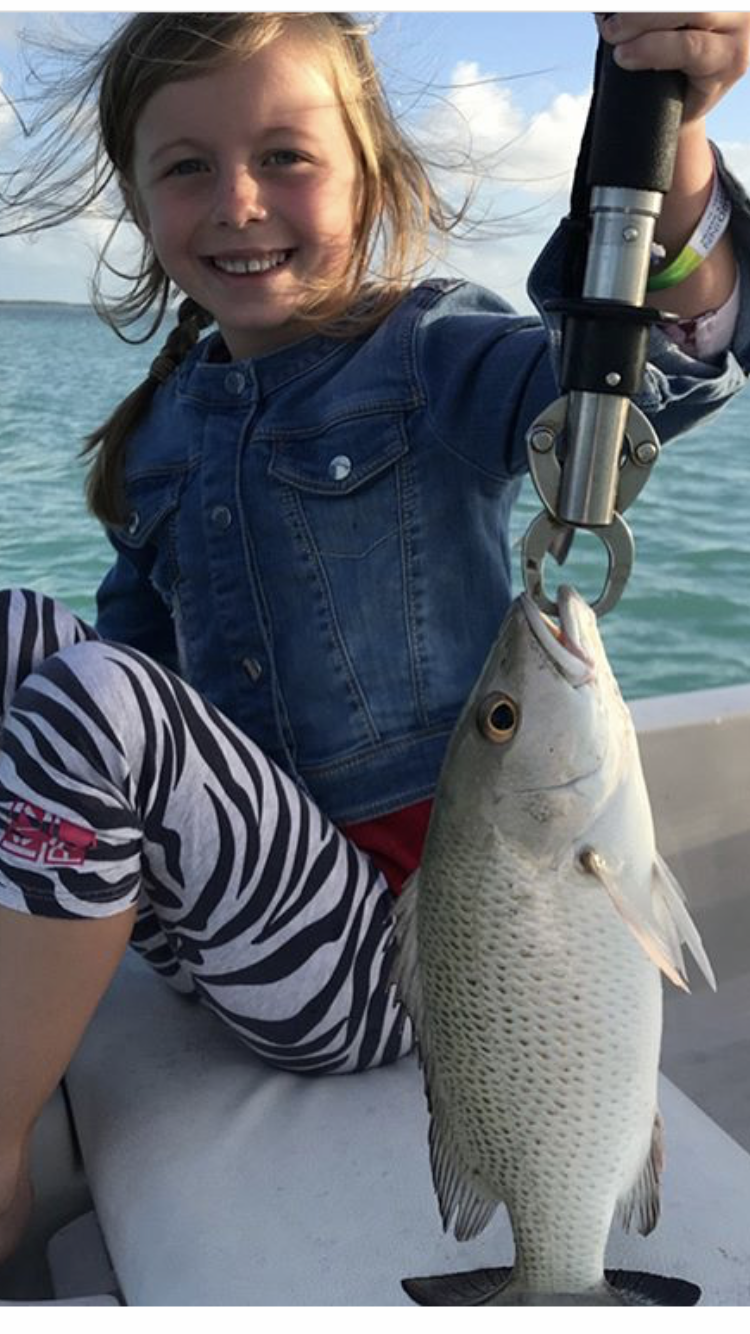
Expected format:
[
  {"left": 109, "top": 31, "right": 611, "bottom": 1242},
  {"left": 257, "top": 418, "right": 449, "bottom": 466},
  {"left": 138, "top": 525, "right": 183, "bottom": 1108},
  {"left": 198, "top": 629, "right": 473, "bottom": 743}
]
[{"left": 647, "top": 165, "right": 732, "bottom": 292}]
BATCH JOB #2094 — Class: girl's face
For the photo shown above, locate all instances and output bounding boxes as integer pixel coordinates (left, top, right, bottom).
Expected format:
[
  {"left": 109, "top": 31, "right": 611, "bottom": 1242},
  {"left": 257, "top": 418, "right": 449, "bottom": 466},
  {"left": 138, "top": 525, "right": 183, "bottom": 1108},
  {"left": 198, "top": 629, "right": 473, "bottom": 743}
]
[{"left": 132, "top": 35, "right": 360, "bottom": 359}]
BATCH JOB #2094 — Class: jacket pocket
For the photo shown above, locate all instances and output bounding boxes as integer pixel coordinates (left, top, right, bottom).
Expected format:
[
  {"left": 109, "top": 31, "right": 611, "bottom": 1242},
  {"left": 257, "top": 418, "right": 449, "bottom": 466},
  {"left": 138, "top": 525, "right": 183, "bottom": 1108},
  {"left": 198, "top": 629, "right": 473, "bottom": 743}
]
[
  {"left": 267, "top": 417, "right": 408, "bottom": 559},
  {"left": 115, "top": 471, "right": 186, "bottom": 607}
]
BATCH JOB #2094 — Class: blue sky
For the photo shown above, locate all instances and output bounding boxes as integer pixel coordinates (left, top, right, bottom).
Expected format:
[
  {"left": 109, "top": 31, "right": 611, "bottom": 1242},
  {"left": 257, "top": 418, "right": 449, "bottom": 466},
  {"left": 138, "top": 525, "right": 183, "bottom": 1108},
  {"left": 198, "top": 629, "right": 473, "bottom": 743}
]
[{"left": 2, "top": 7, "right": 750, "bottom": 311}]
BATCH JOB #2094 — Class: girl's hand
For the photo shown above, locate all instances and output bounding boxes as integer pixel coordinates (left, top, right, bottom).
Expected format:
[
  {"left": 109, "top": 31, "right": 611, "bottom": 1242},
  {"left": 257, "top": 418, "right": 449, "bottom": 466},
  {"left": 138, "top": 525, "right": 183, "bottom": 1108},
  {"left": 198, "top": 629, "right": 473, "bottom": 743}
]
[{"left": 595, "top": 12, "right": 750, "bottom": 124}]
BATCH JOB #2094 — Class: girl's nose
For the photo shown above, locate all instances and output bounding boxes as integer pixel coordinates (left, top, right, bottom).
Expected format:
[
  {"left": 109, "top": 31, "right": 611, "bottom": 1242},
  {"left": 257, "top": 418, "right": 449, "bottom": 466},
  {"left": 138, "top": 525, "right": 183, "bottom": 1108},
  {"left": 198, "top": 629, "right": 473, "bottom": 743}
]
[{"left": 212, "top": 167, "right": 268, "bottom": 227}]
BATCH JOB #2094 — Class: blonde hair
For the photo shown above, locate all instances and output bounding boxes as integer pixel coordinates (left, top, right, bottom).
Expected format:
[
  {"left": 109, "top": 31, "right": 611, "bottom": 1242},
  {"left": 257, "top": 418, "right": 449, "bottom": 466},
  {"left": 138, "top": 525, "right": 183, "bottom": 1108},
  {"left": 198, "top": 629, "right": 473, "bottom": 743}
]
[{"left": 2, "top": 12, "right": 466, "bottom": 525}]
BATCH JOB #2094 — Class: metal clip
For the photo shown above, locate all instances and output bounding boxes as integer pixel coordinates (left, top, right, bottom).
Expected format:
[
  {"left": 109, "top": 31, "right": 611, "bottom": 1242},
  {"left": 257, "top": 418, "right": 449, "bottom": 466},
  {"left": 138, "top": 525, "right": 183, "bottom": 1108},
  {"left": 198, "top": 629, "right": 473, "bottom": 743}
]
[
  {"left": 521, "top": 510, "right": 635, "bottom": 618},
  {"left": 521, "top": 395, "right": 660, "bottom": 618}
]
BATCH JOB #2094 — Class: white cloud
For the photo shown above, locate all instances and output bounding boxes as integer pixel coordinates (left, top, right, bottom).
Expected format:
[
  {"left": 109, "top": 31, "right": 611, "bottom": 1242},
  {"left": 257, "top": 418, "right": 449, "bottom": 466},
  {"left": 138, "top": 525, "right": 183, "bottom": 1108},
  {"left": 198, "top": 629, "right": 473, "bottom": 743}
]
[
  {"left": 507, "top": 91, "right": 591, "bottom": 193},
  {"left": 0, "top": 70, "right": 15, "bottom": 145},
  {"left": 444, "top": 238, "right": 540, "bottom": 310},
  {"left": 406, "top": 60, "right": 592, "bottom": 313},
  {"left": 0, "top": 213, "right": 143, "bottom": 305},
  {"left": 420, "top": 60, "right": 526, "bottom": 160},
  {"left": 412, "top": 61, "right": 591, "bottom": 198}
]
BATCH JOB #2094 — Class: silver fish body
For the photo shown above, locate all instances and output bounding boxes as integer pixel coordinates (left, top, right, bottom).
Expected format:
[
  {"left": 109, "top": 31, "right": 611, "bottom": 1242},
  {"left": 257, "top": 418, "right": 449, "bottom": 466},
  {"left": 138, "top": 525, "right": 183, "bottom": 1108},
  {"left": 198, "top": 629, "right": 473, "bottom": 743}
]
[{"left": 393, "top": 587, "right": 715, "bottom": 1305}]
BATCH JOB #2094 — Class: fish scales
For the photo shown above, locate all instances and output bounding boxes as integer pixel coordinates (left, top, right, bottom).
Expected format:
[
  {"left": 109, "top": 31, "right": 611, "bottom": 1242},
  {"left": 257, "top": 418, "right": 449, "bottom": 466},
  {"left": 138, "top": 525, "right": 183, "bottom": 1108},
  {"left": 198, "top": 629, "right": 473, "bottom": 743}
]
[
  {"left": 393, "top": 587, "right": 716, "bottom": 1305},
  {"left": 418, "top": 810, "right": 661, "bottom": 1289}
]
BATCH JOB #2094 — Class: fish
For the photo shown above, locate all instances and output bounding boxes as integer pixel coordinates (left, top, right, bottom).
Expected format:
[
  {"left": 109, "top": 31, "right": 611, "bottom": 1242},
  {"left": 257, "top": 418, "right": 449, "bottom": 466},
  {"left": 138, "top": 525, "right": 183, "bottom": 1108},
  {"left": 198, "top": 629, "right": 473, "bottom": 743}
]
[{"left": 391, "top": 585, "right": 716, "bottom": 1306}]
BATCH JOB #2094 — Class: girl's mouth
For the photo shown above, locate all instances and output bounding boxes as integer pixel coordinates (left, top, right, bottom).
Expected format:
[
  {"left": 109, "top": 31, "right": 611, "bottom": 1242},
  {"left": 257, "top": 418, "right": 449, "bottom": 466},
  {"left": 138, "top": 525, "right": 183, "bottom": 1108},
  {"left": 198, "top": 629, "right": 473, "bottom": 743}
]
[{"left": 208, "top": 249, "right": 294, "bottom": 277}]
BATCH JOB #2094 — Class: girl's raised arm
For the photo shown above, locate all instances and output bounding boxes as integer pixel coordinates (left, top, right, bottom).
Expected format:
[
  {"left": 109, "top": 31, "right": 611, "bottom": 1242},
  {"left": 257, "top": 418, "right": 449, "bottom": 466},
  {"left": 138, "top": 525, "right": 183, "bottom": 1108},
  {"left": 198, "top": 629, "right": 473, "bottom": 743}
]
[{"left": 596, "top": 12, "right": 750, "bottom": 320}]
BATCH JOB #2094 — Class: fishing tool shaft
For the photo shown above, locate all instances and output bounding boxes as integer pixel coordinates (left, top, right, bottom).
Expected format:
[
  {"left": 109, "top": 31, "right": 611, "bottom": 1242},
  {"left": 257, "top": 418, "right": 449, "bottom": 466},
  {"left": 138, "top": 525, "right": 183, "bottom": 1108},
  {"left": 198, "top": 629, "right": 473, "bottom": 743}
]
[{"left": 522, "top": 42, "right": 686, "bottom": 617}]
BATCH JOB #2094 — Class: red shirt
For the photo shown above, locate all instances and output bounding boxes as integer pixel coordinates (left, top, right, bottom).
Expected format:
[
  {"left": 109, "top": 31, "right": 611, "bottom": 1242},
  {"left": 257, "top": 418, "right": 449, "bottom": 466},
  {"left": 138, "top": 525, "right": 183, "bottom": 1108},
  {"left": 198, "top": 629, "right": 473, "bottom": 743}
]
[{"left": 342, "top": 799, "right": 433, "bottom": 895}]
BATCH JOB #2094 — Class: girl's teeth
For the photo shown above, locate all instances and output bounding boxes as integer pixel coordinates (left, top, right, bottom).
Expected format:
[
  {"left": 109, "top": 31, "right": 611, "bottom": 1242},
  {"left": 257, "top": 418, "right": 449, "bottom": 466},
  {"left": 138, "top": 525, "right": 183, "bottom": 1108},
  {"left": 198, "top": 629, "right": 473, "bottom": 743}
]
[{"left": 213, "top": 251, "right": 289, "bottom": 275}]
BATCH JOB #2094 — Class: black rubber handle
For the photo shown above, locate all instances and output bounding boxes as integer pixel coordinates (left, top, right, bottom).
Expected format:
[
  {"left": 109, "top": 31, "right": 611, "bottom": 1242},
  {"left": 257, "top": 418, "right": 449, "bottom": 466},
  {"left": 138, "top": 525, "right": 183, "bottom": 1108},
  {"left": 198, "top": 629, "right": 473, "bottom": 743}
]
[{"left": 587, "top": 41, "right": 686, "bottom": 192}]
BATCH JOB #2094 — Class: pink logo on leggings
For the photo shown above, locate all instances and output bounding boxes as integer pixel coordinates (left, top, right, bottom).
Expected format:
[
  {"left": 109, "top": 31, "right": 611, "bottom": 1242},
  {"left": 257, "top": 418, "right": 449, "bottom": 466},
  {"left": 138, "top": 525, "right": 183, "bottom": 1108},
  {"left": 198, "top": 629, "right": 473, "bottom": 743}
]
[{"left": 0, "top": 801, "right": 97, "bottom": 866}]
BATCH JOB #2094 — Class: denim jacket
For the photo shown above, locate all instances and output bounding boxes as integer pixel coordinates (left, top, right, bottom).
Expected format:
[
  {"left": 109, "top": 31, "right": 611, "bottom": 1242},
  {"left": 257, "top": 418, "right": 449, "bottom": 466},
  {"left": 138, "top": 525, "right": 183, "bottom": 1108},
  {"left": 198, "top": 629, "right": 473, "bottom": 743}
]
[{"left": 97, "top": 160, "right": 750, "bottom": 823}]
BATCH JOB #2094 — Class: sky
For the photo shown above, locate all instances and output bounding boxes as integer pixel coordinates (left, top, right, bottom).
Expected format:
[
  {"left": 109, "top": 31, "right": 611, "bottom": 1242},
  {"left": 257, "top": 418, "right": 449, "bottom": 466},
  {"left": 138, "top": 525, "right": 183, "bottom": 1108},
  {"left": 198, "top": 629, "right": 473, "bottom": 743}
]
[{"left": 2, "top": 6, "right": 750, "bottom": 314}]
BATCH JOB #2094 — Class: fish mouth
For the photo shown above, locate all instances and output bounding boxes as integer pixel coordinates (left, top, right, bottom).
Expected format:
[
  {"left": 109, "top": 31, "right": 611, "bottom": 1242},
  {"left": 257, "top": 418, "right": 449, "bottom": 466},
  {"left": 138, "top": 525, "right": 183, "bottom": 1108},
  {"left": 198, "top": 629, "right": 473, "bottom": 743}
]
[{"left": 521, "top": 586, "right": 596, "bottom": 685}]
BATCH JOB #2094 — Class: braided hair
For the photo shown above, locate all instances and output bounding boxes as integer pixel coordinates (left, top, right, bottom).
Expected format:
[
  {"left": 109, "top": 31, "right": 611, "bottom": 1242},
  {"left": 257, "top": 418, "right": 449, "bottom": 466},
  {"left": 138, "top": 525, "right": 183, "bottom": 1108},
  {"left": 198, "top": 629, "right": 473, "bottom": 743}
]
[{"left": 83, "top": 297, "right": 214, "bottom": 525}]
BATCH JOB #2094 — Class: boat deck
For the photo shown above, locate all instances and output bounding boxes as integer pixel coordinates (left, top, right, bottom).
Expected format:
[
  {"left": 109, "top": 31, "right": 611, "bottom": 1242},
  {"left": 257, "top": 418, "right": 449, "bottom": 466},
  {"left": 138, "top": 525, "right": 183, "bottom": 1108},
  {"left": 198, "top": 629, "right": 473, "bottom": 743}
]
[{"left": 632, "top": 687, "right": 750, "bottom": 1153}]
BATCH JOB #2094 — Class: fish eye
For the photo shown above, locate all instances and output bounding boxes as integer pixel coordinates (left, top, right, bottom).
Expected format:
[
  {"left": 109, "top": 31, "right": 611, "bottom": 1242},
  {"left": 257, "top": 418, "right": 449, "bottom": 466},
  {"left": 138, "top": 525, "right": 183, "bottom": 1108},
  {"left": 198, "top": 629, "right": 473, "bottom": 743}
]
[{"left": 477, "top": 693, "right": 519, "bottom": 743}]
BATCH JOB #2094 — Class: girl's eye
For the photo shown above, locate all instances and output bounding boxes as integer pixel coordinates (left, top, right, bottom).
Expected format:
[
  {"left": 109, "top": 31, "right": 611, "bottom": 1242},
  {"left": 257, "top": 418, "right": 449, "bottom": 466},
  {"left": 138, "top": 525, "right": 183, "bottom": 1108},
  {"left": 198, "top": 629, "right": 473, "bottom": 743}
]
[
  {"left": 167, "top": 159, "right": 206, "bottom": 178},
  {"left": 264, "top": 150, "right": 305, "bottom": 168}
]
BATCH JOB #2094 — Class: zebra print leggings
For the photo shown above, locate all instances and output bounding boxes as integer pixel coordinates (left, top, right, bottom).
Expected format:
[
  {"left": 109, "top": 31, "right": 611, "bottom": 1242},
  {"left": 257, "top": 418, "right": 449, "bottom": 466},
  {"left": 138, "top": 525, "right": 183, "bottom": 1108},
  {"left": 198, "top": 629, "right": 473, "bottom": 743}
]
[{"left": 0, "top": 589, "right": 411, "bottom": 1074}]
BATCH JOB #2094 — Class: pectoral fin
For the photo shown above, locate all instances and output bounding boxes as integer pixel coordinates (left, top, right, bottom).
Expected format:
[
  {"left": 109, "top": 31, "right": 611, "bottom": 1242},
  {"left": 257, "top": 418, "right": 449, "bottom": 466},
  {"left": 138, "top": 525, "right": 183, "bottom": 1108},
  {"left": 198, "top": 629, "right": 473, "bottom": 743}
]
[
  {"left": 580, "top": 848, "right": 690, "bottom": 991},
  {"left": 651, "top": 854, "right": 717, "bottom": 992}
]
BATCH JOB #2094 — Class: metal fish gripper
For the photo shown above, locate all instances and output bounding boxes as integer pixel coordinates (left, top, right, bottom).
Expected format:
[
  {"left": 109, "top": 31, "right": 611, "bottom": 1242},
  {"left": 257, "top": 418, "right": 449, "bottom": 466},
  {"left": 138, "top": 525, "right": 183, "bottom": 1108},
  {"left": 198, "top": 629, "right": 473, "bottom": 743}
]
[{"left": 521, "top": 39, "right": 686, "bottom": 619}]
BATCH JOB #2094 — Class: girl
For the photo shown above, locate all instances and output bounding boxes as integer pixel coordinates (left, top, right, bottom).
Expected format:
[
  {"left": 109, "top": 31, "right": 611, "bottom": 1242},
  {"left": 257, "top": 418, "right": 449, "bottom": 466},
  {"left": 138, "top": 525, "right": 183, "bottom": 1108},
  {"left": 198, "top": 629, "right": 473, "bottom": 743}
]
[{"left": 1, "top": 11, "right": 749, "bottom": 1267}]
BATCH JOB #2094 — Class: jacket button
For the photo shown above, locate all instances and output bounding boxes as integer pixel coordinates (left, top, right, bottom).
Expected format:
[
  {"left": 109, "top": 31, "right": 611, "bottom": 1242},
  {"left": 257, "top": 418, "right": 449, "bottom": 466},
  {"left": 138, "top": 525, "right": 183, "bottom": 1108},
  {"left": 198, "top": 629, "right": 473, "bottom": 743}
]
[
  {"left": 242, "top": 657, "right": 263, "bottom": 683},
  {"left": 224, "top": 370, "right": 246, "bottom": 395},
  {"left": 329, "top": 455, "right": 352, "bottom": 481},
  {"left": 210, "top": 505, "right": 233, "bottom": 530}
]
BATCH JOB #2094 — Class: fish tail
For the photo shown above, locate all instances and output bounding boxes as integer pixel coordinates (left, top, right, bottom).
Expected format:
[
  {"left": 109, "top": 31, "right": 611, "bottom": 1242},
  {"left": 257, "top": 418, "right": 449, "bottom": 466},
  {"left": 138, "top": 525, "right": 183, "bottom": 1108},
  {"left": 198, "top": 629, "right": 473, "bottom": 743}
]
[
  {"left": 603, "top": 1270, "right": 702, "bottom": 1306},
  {"left": 402, "top": 1267, "right": 701, "bottom": 1306},
  {"left": 401, "top": 1266, "right": 513, "bottom": 1305}
]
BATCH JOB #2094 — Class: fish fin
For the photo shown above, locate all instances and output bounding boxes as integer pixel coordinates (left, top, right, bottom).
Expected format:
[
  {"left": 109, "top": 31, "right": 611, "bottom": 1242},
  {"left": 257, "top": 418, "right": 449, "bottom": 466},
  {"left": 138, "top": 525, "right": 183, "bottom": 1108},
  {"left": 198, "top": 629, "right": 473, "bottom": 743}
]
[
  {"left": 402, "top": 1267, "right": 512, "bottom": 1305},
  {"left": 390, "top": 870, "right": 423, "bottom": 1031},
  {"left": 402, "top": 1266, "right": 700, "bottom": 1306},
  {"left": 616, "top": 1109, "right": 665, "bottom": 1236},
  {"left": 391, "top": 874, "right": 500, "bottom": 1241},
  {"left": 428, "top": 1113, "right": 499, "bottom": 1240},
  {"left": 581, "top": 849, "right": 690, "bottom": 991},
  {"left": 652, "top": 855, "right": 717, "bottom": 992},
  {"left": 604, "top": 1270, "right": 701, "bottom": 1306}
]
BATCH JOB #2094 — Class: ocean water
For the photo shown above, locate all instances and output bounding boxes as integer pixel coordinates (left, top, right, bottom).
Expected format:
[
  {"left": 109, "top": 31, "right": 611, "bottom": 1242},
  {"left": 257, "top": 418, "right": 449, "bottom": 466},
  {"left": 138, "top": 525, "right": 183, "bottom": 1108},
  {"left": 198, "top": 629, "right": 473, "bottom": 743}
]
[{"left": 1, "top": 300, "right": 749, "bottom": 700}]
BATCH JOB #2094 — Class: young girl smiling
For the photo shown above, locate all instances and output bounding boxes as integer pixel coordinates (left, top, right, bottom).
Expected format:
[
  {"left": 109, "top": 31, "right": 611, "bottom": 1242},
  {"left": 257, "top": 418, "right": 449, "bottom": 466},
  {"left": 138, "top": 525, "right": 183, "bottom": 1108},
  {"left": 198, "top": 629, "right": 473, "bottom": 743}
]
[
  {"left": 131, "top": 45, "right": 361, "bottom": 358},
  {"left": 1, "top": 11, "right": 749, "bottom": 1268}
]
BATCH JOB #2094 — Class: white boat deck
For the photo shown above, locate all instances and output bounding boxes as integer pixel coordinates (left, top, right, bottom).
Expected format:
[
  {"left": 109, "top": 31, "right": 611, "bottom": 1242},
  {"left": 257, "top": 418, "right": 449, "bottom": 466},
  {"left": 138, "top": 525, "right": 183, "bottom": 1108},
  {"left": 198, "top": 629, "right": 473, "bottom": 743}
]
[{"left": 631, "top": 686, "right": 750, "bottom": 1152}]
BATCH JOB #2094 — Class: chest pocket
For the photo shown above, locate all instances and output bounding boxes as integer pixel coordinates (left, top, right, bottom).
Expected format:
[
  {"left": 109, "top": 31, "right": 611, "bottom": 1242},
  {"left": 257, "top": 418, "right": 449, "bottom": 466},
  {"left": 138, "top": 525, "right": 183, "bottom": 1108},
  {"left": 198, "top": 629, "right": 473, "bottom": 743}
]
[
  {"left": 115, "top": 472, "right": 185, "bottom": 607},
  {"left": 267, "top": 417, "right": 409, "bottom": 559}
]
